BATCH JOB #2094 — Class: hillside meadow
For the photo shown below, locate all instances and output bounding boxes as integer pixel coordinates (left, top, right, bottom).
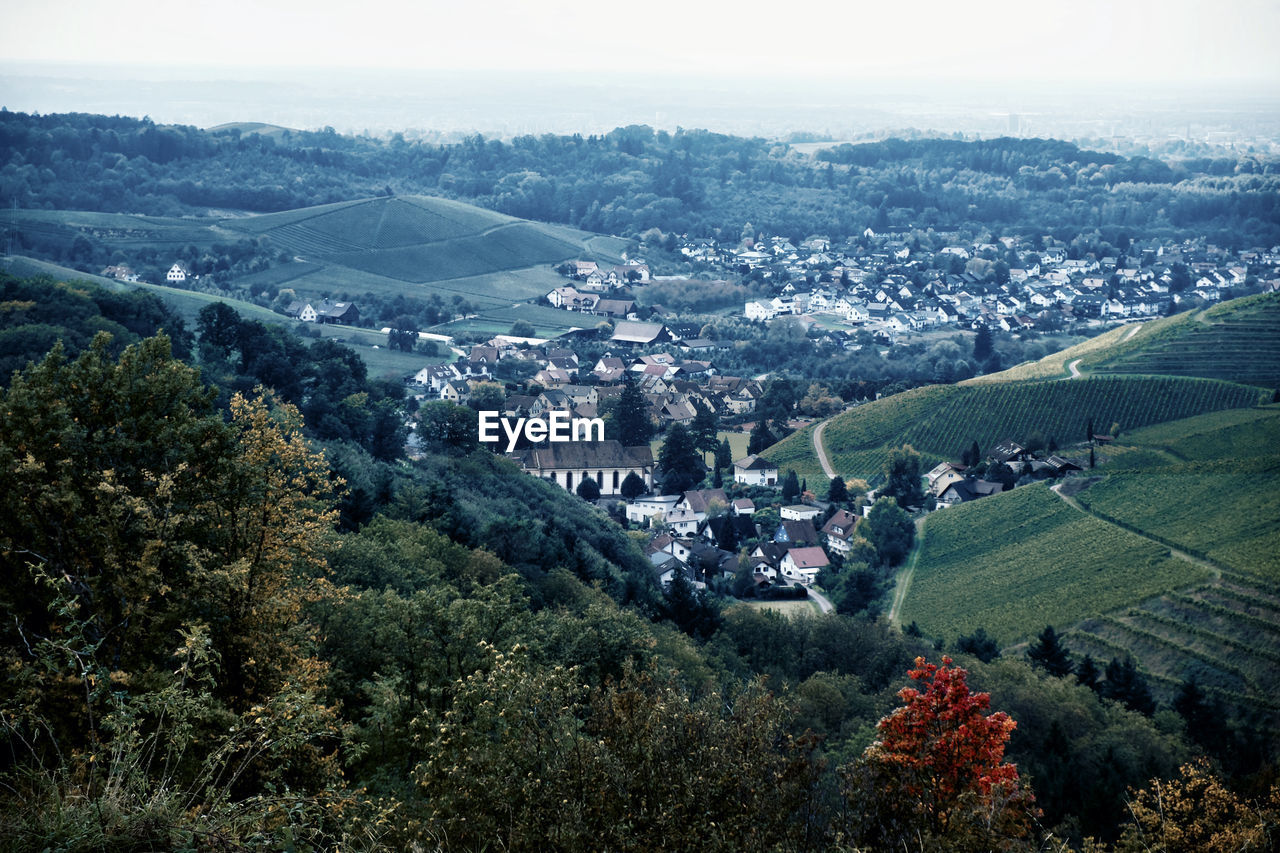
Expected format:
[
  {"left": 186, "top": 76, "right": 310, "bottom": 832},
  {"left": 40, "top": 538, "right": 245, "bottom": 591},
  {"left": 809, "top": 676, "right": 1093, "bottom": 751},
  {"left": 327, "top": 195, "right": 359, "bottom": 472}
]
[{"left": 764, "top": 375, "right": 1265, "bottom": 484}]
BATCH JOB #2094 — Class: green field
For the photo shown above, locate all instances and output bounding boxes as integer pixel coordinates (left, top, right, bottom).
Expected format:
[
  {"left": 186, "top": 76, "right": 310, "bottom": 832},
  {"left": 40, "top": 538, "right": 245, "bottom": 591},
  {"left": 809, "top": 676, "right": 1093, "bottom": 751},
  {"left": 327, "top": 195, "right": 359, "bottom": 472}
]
[
  {"left": 902, "top": 404, "right": 1280, "bottom": 710},
  {"left": 1071, "top": 406, "right": 1280, "bottom": 582},
  {"left": 1083, "top": 293, "right": 1280, "bottom": 387},
  {"left": 900, "top": 483, "right": 1210, "bottom": 648},
  {"left": 221, "top": 195, "right": 622, "bottom": 306},
  {"left": 766, "top": 376, "right": 1265, "bottom": 484},
  {"left": 973, "top": 293, "right": 1280, "bottom": 388}
]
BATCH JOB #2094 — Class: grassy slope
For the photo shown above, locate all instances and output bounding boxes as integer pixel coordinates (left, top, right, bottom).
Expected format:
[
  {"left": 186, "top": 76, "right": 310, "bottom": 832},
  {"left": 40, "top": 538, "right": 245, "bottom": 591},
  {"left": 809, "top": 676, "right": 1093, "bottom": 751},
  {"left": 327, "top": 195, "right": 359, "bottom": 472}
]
[
  {"left": 904, "top": 405, "right": 1280, "bottom": 709},
  {"left": 0, "top": 256, "right": 448, "bottom": 379},
  {"left": 900, "top": 483, "right": 1208, "bottom": 648},
  {"left": 222, "top": 195, "right": 625, "bottom": 307},
  {"left": 765, "top": 376, "right": 1264, "bottom": 483},
  {"left": 971, "top": 292, "right": 1280, "bottom": 388}
]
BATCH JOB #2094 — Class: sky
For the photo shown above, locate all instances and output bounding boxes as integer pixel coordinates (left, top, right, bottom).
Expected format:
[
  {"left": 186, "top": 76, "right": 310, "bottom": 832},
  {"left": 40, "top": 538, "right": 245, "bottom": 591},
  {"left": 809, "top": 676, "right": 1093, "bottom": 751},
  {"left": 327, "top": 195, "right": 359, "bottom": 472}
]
[{"left": 4, "top": 0, "right": 1278, "bottom": 86}]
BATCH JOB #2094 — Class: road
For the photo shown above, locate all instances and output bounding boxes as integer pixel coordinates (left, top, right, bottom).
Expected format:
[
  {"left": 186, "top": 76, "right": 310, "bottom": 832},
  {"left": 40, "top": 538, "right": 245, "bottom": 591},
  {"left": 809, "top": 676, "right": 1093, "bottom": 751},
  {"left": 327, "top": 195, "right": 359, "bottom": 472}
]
[
  {"left": 888, "top": 518, "right": 927, "bottom": 626},
  {"left": 1066, "top": 358, "right": 1082, "bottom": 379},
  {"left": 812, "top": 418, "right": 837, "bottom": 479},
  {"left": 1049, "top": 483, "right": 1221, "bottom": 580},
  {"left": 807, "top": 585, "right": 835, "bottom": 614}
]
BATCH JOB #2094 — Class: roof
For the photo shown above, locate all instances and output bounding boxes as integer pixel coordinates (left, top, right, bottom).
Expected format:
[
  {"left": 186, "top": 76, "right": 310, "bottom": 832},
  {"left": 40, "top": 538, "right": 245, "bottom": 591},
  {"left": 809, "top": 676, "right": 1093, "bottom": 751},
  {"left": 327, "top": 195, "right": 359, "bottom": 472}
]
[
  {"left": 611, "top": 321, "right": 667, "bottom": 344},
  {"left": 679, "top": 488, "right": 729, "bottom": 513},
  {"left": 734, "top": 454, "right": 778, "bottom": 471},
  {"left": 514, "top": 441, "right": 654, "bottom": 471},
  {"left": 785, "top": 547, "right": 830, "bottom": 569}
]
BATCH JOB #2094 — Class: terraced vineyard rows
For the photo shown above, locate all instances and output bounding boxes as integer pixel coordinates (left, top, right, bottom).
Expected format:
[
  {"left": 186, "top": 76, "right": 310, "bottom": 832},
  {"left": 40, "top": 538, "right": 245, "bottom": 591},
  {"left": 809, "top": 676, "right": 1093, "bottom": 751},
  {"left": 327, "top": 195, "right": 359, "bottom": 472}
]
[
  {"left": 767, "top": 376, "right": 1263, "bottom": 482},
  {"left": 899, "top": 483, "right": 1210, "bottom": 647},
  {"left": 1065, "top": 573, "right": 1280, "bottom": 710},
  {"left": 1084, "top": 292, "right": 1280, "bottom": 387}
]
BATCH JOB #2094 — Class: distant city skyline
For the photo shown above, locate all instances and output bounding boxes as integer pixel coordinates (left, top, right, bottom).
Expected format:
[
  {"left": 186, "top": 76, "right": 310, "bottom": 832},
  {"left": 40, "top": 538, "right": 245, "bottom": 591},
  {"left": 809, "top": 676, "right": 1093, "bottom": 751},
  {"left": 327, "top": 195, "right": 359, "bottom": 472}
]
[{"left": 5, "top": 0, "right": 1279, "bottom": 86}]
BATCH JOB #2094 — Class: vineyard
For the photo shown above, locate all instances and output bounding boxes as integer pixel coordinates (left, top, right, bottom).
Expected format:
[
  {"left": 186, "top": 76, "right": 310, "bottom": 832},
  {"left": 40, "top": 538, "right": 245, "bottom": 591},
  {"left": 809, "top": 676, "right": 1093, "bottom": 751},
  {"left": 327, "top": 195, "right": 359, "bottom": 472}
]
[
  {"left": 1070, "top": 406, "right": 1280, "bottom": 582},
  {"left": 767, "top": 376, "right": 1265, "bottom": 482},
  {"left": 900, "top": 483, "right": 1210, "bottom": 648},
  {"left": 1065, "top": 572, "right": 1280, "bottom": 711},
  {"left": 1081, "top": 292, "right": 1280, "bottom": 388}
]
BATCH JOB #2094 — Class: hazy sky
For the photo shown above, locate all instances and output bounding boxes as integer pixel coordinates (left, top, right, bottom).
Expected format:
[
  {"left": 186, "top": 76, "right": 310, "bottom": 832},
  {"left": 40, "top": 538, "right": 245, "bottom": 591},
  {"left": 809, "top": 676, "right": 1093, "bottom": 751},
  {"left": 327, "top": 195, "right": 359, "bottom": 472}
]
[{"left": 4, "top": 0, "right": 1278, "bottom": 86}]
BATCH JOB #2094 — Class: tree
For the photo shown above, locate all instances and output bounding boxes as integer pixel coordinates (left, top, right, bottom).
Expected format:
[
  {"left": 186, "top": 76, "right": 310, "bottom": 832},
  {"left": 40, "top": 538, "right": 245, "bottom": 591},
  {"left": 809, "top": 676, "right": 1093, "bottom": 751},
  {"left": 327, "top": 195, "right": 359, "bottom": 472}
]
[
  {"left": 690, "top": 400, "right": 719, "bottom": 460},
  {"left": 1076, "top": 654, "right": 1100, "bottom": 690},
  {"left": 865, "top": 497, "right": 914, "bottom": 567},
  {"left": 657, "top": 422, "right": 702, "bottom": 495},
  {"left": 747, "top": 418, "right": 776, "bottom": 454},
  {"left": 576, "top": 475, "right": 601, "bottom": 501},
  {"left": 615, "top": 371, "right": 652, "bottom": 447},
  {"left": 1101, "top": 655, "right": 1156, "bottom": 715},
  {"left": 620, "top": 471, "right": 647, "bottom": 500},
  {"left": 955, "top": 628, "right": 1001, "bottom": 663},
  {"left": 844, "top": 656, "right": 1036, "bottom": 850},
  {"left": 466, "top": 380, "right": 506, "bottom": 412},
  {"left": 973, "top": 323, "right": 994, "bottom": 362},
  {"left": 388, "top": 315, "right": 419, "bottom": 351},
  {"left": 961, "top": 440, "right": 981, "bottom": 468},
  {"left": 781, "top": 469, "right": 801, "bottom": 502},
  {"left": 828, "top": 475, "right": 848, "bottom": 503},
  {"left": 883, "top": 445, "right": 925, "bottom": 508},
  {"left": 714, "top": 437, "right": 733, "bottom": 471},
  {"left": 1114, "top": 759, "right": 1278, "bottom": 853},
  {"left": 508, "top": 319, "right": 536, "bottom": 337},
  {"left": 1027, "top": 625, "right": 1073, "bottom": 677}
]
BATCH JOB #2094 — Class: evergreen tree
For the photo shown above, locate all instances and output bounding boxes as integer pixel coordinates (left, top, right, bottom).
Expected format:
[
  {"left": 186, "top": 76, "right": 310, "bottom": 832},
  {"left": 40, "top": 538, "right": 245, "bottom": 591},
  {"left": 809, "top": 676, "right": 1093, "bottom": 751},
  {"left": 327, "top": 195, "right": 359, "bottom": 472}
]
[
  {"left": 956, "top": 627, "right": 1001, "bottom": 663},
  {"left": 866, "top": 498, "right": 914, "bottom": 567},
  {"left": 715, "top": 516, "right": 738, "bottom": 552},
  {"left": 1075, "top": 654, "right": 1100, "bottom": 690},
  {"left": 658, "top": 422, "right": 702, "bottom": 495},
  {"left": 715, "top": 437, "right": 733, "bottom": 471},
  {"left": 616, "top": 371, "right": 652, "bottom": 447},
  {"left": 748, "top": 418, "right": 776, "bottom": 455},
  {"left": 1027, "top": 625, "right": 1073, "bottom": 677},
  {"left": 576, "top": 475, "right": 601, "bottom": 501},
  {"left": 972, "top": 323, "right": 994, "bottom": 362},
  {"left": 1100, "top": 656, "right": 1156, "bottom": 716},
  {"left": 620, "top": 471, "right": 647, "bottom": 500},
  {"left": 691, "top": 401, "right": 719, "bottom": 459},
  {"left": 828, "top": 475, "right": 848, "bottom": 503},
  {"left": 781, "top": 469, "right": 801, "bottom": 502}
]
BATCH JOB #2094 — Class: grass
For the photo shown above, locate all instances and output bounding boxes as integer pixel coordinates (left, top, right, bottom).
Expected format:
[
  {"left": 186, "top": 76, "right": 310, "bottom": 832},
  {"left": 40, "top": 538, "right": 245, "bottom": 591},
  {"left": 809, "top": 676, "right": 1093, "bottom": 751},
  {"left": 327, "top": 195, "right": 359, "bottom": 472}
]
[
  {"left": 765, "top": 376, "right": 1263, "bottom": 483},
  {"left": 966, "top": 323, "right": 1134, "bottom": 383},
  {"left": 901, "top": 482, "right": 1211, "bottom": 648},
  {"left": 738, "top": 599, "right": 825, "bottom": 617},
  {"left": 1071, "top": 406, "right": 1280, "bottom": 583}
]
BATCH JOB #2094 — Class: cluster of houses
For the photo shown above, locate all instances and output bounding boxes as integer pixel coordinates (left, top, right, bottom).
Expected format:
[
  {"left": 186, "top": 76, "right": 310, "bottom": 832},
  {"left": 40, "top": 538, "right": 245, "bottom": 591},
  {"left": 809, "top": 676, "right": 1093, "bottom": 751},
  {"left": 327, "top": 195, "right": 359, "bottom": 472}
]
[
  {"left": 411, "top": 338, "right": 770, "bottom": 434},
  {"left": 625, "top": 477, "right": 868, "bottom": 593},
  {"left": 926, "top": 439, "right": 1084, "bottom": 508},
  {"left": 697, "top": 232, "right": 1274, "bottom": 337}
]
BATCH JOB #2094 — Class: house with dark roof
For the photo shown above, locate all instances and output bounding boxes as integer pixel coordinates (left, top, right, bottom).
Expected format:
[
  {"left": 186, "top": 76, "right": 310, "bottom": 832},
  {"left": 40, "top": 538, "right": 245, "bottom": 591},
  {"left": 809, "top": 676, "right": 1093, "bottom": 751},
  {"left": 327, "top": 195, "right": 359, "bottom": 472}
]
[
  {"left": 773, "top": 519, "right": 819, "bottom": 546},
  {"left": 733, "top": 454, "right": 779, "bottom": 486},
  {"left": 821, "top": 509, "right": 860, "bottom": 557},
  {"left": 510, "top": 441, "right": 654, "bottom": 497}
]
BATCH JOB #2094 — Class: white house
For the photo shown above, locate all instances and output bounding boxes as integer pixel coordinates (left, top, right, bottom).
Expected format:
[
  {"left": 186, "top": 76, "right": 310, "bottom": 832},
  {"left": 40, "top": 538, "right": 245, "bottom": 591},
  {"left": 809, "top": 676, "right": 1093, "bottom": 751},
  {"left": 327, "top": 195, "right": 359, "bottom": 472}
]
[
  {"left": 745, "top": 300, "right": 777, "bottom": 322},
  {"left": 626, "top": 494, "right": 681, "bottom": 525},
  {"left": 166, "top": 263, "right": 189, "bottom": 283},
  {"left": 733, "top": 454, "right": 779, "bottom": 487},
  {"left": 780, "top": 505, "right": 821, "bottom": 522},
  {"left": 780, "top": 547, "right": 830, "bottom": 585}
]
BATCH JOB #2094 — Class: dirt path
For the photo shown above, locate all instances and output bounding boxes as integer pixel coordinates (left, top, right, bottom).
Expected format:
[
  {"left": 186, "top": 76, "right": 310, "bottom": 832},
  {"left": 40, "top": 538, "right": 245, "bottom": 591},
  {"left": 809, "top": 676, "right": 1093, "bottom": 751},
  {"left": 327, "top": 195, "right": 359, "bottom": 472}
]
[
  {"left": 888, "top": 518, "right": 928, "bottom": 626},
  {"left": 807, "top": 585, "right": 835, "bottom": 614},
  {"left": 1066, "top": 358, "right": 1083, "bottom": 379},
  {"left": 812, "top": 418, "right": 837, "bottom": 479},
  {"left": 1049, "top": 483, "right": 1221, "bottom": 580}
]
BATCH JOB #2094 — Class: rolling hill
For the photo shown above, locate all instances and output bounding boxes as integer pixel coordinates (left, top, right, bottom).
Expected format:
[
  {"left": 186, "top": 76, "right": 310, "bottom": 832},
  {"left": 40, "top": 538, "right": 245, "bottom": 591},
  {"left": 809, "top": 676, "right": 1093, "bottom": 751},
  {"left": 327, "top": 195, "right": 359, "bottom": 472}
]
[
  {"left": 220, "top": 195, "right": 628, "bottom": 311},
  {"left": 9, "top": 194, "right": 629, "bottom": 322},
  {"left": 900, "top": 404, "right": 1280, "bottom": 712},
  {"left": 764, "top": 375, "right": 1266, "bottom": 484},
  {"left": 971, "top": 291, "right": 1280, "bottom": 388}
]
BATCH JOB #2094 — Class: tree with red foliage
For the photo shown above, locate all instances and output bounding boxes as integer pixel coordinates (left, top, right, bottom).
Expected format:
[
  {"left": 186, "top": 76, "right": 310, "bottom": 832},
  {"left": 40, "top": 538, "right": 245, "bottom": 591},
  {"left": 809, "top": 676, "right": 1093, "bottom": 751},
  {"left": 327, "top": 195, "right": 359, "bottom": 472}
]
[{"left": 842, "top": 656, "right": 1038, "bottom": 851}]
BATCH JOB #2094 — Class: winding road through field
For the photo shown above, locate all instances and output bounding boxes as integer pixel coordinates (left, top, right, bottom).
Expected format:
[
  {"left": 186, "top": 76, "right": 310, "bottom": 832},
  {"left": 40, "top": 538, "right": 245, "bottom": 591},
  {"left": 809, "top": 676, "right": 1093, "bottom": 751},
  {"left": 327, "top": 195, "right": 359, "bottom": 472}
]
[
  {"left": 1049, "top": 482, "right": 1222, "bottom": 580},
  {"left": 812, "top": 418, "right": 837, "bottom": 479},
  {"left": 888, "top": 518, "right": 928, "bottom": 626}
]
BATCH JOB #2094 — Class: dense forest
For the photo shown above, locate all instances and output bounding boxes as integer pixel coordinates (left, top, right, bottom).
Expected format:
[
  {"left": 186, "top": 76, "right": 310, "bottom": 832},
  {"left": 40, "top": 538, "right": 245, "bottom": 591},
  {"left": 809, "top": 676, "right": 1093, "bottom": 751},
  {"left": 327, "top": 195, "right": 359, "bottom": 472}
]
[
  {"left": 1, "top": 273, "right": 1277, "bottom": 850},
  {"left": 2, "top": 110, "right": 1278, "bottom": 247}
]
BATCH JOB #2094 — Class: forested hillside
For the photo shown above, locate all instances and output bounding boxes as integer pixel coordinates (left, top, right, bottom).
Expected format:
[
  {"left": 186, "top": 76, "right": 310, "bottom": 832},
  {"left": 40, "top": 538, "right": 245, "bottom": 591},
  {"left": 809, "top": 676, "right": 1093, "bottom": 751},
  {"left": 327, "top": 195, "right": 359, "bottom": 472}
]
[{"left": 3, "top": 111, "right": 1278, "bottom": 246}]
